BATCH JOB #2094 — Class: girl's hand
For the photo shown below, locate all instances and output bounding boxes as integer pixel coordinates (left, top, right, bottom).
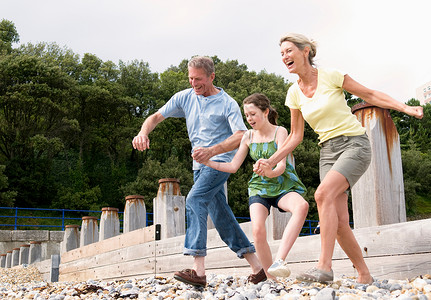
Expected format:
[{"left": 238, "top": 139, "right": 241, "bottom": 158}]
[
  {"left": 253, "top": 159, "right": 264, "bottom": 176},
  {"left": 253, "top": 159, "right": 272, "bottom": 177},
  {"left": 260, "top": 161, "right": 276, "bottom": 178}
]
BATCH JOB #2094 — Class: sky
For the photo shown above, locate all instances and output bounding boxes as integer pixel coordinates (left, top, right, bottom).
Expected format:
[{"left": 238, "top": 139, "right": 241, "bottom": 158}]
[{"left": 2, "top": 0, "right": 431, "bottom": 102}]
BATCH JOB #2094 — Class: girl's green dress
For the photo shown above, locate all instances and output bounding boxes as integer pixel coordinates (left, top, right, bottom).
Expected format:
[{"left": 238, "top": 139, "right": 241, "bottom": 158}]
[{"left": 248, "top": 128, "right": 307, "bottom": 198}]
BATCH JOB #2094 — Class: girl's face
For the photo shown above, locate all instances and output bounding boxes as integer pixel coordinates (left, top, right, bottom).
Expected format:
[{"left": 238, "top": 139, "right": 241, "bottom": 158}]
[
  {"left": 243, "top": 103, "right": 268, "bottom": 129},
  {"left": 280, "top": 41, "right": 309, "bottom": 74}
]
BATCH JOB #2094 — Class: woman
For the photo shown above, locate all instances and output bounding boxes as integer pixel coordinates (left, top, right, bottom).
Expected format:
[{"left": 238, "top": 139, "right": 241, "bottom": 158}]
[
  {"left": 254, "top": 33, "right": 424, "bottom": 284},
  {"left": 203, "top": 93, "right": 309, "bottom": 280}
]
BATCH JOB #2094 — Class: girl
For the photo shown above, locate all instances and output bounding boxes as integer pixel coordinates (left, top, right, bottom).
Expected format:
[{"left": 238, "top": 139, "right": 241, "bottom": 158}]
[{"left": 202, "top": 93, "right": 309, "bottom": 279}]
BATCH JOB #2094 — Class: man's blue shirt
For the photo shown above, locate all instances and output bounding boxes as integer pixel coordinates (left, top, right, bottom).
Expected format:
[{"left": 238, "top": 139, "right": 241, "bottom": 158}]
[{"left": 159, "top": 87, "right": 247, "bottom": 170}]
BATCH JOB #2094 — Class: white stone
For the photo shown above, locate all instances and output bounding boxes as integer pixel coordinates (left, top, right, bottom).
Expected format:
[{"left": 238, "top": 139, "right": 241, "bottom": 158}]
[{"left": 412, "top": 278, "right": 427, "bottom": 290}]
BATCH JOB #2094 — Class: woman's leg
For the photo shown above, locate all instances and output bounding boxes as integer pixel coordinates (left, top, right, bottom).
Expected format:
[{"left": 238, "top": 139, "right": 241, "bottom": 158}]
[
  {"left": 276, "top": 192, "right": 309, "bottom": 260},
  {"left": 334, "top": 190, "right": 372, "bottom": 284},
  {"left": 314, "top": 170, "right": 372, "bottom": 283},
  {"left": 249, "top": 203, "right": 273, "bottom": 278},
  {"left": 314, "top": 170, "right": 349, "bottom": 272}
]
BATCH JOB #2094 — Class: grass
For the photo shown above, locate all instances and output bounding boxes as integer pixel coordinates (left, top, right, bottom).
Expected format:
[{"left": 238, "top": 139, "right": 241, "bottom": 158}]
[{"left": 407, "top": 194, "right": 431, "bottom": 221}]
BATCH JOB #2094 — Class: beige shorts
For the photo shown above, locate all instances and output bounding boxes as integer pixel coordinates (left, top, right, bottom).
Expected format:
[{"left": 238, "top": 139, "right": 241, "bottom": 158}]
[{"left": 319, "top": 134, "right": 371, "bottom": 188}]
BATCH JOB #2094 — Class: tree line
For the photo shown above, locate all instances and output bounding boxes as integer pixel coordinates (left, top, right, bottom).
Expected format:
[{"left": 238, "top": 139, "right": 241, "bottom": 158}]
[{"left": 0, "top": 19, "right": 430, "bottom": 221}]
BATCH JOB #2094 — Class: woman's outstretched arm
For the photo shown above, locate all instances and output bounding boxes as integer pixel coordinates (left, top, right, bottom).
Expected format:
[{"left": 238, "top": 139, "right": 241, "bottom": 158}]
[
  {"left": 343, "top": 74, "right": 424, "bottom": 119},
  {"left": 254, "top": 109, "right": 305, "bottom": 176}
]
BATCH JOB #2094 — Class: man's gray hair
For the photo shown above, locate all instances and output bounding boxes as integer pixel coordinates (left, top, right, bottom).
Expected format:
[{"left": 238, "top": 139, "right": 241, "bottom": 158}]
[{"left": 188, "top": 56, "right": 215, "bottom": 77}]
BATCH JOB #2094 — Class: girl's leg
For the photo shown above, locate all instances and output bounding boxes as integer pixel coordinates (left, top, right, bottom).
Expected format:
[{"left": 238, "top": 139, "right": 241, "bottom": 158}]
[
  {"left": 249, "top": 203, "right": 273, "bottom": 278},
  {"left": 275, "top": 192, "right": 309, "bottom": 260}
]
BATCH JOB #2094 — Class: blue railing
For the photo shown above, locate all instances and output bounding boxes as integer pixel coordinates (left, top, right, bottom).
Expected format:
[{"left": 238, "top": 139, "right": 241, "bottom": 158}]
[
  {"left": 0, "top": 207, "right": 320, "bottom": 235},
  {"left": 0, "top": 207, "right": 147, "bottom": 231}
]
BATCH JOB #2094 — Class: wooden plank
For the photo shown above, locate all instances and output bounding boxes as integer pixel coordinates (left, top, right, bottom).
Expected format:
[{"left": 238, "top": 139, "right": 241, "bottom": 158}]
[
  {"left": 61, "top": 225, "right": 155, "bottom": 263},
  {"left": 154, "top": 222, "right": 254, "bottom": 257},
  {"left": 32, "top": 259, "right": 52, "bottom": 281},
  {"left": 270, "top": 218, "right": 431, "bottom": 263},
  {"left": 189, "top": 253, "right": 431, "bottom": 281},
  {"left": 60, "top": 256, "right": 157, "bottom": 282},
  {"left": 57, "top": 218, "right": 431, "bottom": 282},
  {"left": 60, "top": 242, "right": 156, "bottom": 274}
]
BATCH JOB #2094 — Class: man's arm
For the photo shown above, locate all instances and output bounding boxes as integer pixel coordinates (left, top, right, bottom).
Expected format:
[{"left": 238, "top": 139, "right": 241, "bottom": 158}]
[
  {"left": 132, "top": 112, "right": 165, "bottom": 151},
  {"left": 192, "top": 130, "right": 246, "bottom": 163}
]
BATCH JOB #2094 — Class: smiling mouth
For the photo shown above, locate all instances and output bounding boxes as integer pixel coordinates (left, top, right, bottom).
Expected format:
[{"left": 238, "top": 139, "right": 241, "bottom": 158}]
[{"left": 287, "top": 61, "right": 294, "bottom": 66}]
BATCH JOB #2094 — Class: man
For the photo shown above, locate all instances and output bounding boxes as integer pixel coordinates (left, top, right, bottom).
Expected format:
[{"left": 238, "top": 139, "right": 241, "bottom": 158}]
[{"left": 132, "top": 56, "right": 265, "bottom": 287}]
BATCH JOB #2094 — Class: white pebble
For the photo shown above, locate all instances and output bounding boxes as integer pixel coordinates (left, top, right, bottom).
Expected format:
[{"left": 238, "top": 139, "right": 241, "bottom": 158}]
[{"left": 412, "top": 278, "right": 428, "bottom": 290}]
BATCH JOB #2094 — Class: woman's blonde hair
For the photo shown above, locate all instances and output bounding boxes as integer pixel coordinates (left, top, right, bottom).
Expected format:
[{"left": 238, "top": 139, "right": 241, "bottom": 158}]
[{"left": 279, "top": 33, "right": 318, "bottom": 66}]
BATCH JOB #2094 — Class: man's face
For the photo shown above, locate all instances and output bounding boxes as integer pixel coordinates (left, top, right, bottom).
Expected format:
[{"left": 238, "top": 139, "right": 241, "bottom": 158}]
[{"left": 188, "top": 67, "right": 215, "bottom": 97}]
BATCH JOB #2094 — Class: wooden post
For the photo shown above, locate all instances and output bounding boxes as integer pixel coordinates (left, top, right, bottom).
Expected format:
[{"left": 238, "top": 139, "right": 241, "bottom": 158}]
[
  {"left": 80, "top": 216, "right": 99, "bottom": 247},
  {"left": 19, "top": 244, "right": 30, "bottom": 265},
  {"left": 0, "top": 254, "right": 5, "bottom": 268},
  {"left": 123, "top": 195, "right": 146, "bottom": 233},
  {"left": 351, "top": 102, "right": 406, "bottom": 228},
  {"left": 61, "top": 224, "right": 80, "bottom": 254},
  {"left": 99, "top": 207, "right": 120, "bottom": 241},
  {"left": 5, "top": 251, "right": 12, "bottom": 268},
  {"left": 153, "top": 178, "right": 185, "bottom": 239},
  {"left": 51, "top": 254, "right": 60, "bottom": 282},
  {"left": 11, "top": 247, "right": 20, "bottom": 267},
  {"left": 29, "top": 241, "right": 41, "bottom": 264}
]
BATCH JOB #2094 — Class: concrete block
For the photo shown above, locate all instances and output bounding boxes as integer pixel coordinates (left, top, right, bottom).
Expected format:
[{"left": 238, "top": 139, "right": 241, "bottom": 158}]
[
  {"left": 0, "top": 230, "right": 12, "bottom": 242},
  {"left": 12, "top": 230, "right": 49, "bottom": 242},
  {"left": 49, "top": 231, "right": 65, "bottom": 242}
]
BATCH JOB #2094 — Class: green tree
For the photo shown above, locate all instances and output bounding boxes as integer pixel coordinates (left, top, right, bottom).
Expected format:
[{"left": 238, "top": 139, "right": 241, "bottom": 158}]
[
  {"left": 0, "top": 46, "right": 78, "bottom": 207},
  {"left": 0, "top": 19, "right": 19, "bottom": 54},
  {"left": 0, "top": 164, "right": 17, "bottom": 206},
  {"left": 120, "top": 156, "right": 193, "bottom": 212}
]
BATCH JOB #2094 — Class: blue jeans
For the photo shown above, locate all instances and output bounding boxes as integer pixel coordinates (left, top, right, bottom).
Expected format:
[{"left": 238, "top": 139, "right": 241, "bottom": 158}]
[{"left": 184, "top": 164, "right": 256, "bottom": 258}]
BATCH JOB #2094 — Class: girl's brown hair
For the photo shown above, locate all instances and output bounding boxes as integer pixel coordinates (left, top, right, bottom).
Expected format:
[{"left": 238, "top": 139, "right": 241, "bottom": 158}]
[{"left": 243, "top": 93, "right": 278, "bottom": 125}]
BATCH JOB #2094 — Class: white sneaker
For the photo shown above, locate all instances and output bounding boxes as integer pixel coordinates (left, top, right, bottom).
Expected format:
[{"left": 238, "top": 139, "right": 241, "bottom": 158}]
[{"left": 268, "top": 259, "right": 291, "bottom": 277}]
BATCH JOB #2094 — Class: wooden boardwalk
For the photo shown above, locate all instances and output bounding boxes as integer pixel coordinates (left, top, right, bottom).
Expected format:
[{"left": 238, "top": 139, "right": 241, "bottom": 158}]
[{"left": 56, "top": 218, "right": 431, "bottom": 282}]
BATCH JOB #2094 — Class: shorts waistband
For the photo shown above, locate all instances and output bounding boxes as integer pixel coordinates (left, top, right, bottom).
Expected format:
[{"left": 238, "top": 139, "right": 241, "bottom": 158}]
[{"left": 320, "top": 133, "right": 367, "bottom": 147}]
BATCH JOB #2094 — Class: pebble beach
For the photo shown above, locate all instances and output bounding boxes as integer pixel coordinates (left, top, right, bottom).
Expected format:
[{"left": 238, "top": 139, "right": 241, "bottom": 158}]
[{"left": 1, "top": 265, "right": 430, "bottom": 299}]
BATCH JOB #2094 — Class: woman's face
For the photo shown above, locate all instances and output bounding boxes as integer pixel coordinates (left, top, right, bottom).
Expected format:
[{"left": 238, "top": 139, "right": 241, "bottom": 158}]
[
  {"left": 244, "top": 103, "right": 268, "bottom": 130},
  {"left": 280, "top": 41, "right": 309, "bottom": 74}
]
